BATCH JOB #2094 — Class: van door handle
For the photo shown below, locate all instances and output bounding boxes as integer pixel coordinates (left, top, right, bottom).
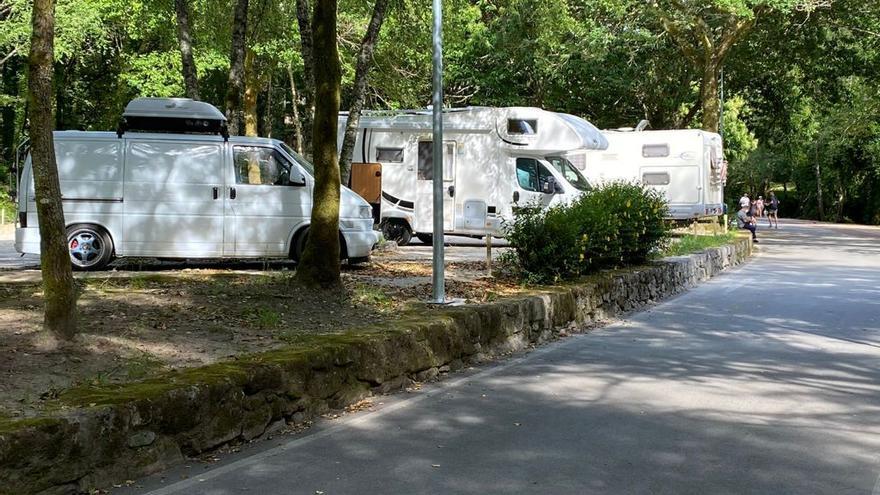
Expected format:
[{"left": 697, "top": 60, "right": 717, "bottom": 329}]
[
  {"left": 212, "top": 187, "right": 219, "bottom": 200},
  {"left": 513, "top": 191, "right": 520, "bottom": 202},
  {"left": 230, "top": 187, "right": 237, "bottom": 200}
]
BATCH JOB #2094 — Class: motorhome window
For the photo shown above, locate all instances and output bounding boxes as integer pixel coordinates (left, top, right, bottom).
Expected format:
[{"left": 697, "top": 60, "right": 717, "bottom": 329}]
[
  {"left": 418, "top": 141, "right": 433, "bottom": 180},
  {"left": 508, "top": 119, "right": 538, "bottom": 135},
  {"left": 376, "top": 147, "right": 404, "bottom": 163},
  {"left": 642, "top": 172, "right": 671, "bottom": 185},
  {"left": 546, "top": 156, "right": 592, "bottom": 192},
  {"left": 642, "top": 144, "right": 670, "bottom": 158},
  {"left": 234, "top": 146, "right": 290, "bottom": 185},
  {"left": 515, "top": 158, "right": 554, "bottom": 192}
]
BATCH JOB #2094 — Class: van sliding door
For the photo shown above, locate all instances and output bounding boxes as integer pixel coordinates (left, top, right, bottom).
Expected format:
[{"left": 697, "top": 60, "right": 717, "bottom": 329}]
[{"left": 122, "top": 139, "right": 225, "bottom": 257}]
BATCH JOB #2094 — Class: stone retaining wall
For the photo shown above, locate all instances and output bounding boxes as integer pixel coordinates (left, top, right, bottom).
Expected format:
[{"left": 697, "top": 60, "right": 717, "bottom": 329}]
[{"left": 0, "top": 238, "right": 750, "bottom": 495}]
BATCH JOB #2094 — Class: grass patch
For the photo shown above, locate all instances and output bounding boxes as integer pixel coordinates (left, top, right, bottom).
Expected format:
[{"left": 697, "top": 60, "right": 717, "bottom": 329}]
[{"left": 662, "top": 232, "right": 737, "bottom": 257}]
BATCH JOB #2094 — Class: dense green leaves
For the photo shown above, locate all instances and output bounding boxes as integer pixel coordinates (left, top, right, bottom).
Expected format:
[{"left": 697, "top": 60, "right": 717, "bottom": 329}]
[{"left": 1, "top": 0, "right": 880, "bottom": 223}]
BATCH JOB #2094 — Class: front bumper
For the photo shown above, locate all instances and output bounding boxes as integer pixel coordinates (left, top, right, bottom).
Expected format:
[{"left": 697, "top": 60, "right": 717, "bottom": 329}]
[{"left": 341, "top": 221, "right": 380, "bottom": 259}]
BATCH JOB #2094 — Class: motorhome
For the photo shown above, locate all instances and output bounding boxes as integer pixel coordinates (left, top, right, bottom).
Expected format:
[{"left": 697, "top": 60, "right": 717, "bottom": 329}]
[
  {"left": 338, "top": 107, "right": 607, "bottom": 245},
  {"left": 15, "top": 98, "right": 378, "bottom": 270},
  {"left": 578, "top": 129, "right": 726, "bottom": 220}
]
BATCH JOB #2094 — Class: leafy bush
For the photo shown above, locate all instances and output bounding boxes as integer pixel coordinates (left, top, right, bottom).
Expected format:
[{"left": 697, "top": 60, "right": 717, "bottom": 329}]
[{"left": 503, "top": 182, "right": 669, "bottom": 283}]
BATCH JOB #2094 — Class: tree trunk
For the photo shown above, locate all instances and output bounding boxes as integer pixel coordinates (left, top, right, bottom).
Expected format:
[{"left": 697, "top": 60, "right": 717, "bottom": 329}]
[
  {"left": 264, "top": 73, "right": 273, "bottom": 138},
  {"left": 287, "top": 63, "right": 305, "bottom": 154},
  {"left": 295, "top": 0, "right": 315, "bottom": 157},
  {"left": 296, "top": 0, "right": 341, "bottom": 288},
  {"left": 338, "top": 0, "right": 391, "bottom": 185},
  {"left": 700, "top": 62, "right": 721, "bottom": 133},
  {"left": 243, "top": 49, "right": 259, "bottom": 137},
  {"left": 175, "top": 0, "right": 200, "bottom": 100},
  {"left": 225, "top": 0, "right": 249, "bottom": 136},
  {"left": 28, "top": 0, "right": 78, "bottom": 339}
]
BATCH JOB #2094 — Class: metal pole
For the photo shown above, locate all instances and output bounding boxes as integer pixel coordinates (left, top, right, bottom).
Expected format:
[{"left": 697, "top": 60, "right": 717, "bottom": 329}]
[
  {"left": 719, "top": 67, "right": 725, "bottom": 139},
  {"left": 431, "top": 0, "right": 445, "bottom": 304}
]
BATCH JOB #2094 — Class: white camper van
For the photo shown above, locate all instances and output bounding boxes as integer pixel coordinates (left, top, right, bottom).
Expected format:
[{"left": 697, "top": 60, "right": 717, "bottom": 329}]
[
  {"left": 338, "top": 107, "right": 607, "bottom": 245},
  {"left": 579, "top": 129, "right": 726, "bottom": 220},
  {"left": 15, "top": 98, "right": 378, "bottom": 270}
]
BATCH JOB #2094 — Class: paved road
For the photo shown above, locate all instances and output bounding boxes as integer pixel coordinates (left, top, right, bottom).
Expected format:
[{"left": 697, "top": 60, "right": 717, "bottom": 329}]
[{"left": 119, "top": 220, "right": 880, "bottom": 495}]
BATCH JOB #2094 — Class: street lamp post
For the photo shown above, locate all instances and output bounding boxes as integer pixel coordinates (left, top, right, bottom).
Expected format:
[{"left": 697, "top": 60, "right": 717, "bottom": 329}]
[{"left": 431, "top": 0, "right": 445, "bottom": 304}]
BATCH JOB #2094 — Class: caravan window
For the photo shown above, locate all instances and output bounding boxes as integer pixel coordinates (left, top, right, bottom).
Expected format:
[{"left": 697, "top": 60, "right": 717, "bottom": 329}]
[
  {"left": 234, "top": 146, "right": 291, "bottom": 185},
  {"left": 642, "top": 172, "right": 670, "bottom": 185},
  {"left": 376, "top": 147, "right": 404, "bottom": 163},
  {"left": 417, "top": 142, "right": 455, "bottom": 180},
  {"left": 508, "top": 119, "right": 538, "bottom": 135},
  {"left": 546, "top": 156, "right": 591, "bottom": 192},
  {"left": 515, "top": 158, "right": 553, "bottom": 192},
  {"left": 642, "top": 144, "right": 670, "bottom": 158}
]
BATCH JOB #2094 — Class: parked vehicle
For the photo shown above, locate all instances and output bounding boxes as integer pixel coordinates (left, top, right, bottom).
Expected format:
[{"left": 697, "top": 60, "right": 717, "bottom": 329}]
[
  {"left": 338, "top": 107, "right": 607, "bottom": 245},
  {"left": 578, "top": 129, "right": 726, "bottom": 219},
  {"left": 15, "top": 97, "right": 378, "bottom": 270}
]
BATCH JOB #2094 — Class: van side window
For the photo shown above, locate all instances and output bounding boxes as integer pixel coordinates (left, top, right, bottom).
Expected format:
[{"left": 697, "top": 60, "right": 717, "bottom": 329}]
[
  {"left": 515, "top": 158, "right": 553, "bottom": 192},
  {"left": 642, "top": 144, "right": 669, "bottom": 158},
  {"left": 376, "top": 147, "right": 404, "bottom": 163},
  {"left": 234, "top": 146, "right": 290, "bottom": 185}
]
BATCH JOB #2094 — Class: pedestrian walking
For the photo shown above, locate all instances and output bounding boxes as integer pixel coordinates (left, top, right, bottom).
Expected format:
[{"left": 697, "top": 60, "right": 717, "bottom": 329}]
[
  {"left": 756, "top": 196, "right": 765, "bottom": 218},
  {"left": 737, "top": 202, "right": 758, "bottom": 243},
  {"left": 767, "top": 192, "right": 779, "bottom": 229}
]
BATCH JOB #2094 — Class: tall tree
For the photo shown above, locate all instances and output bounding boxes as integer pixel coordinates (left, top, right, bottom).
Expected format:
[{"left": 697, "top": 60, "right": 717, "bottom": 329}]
[
  {"left": 28, "top": 0, "right": 78, "bottom": 339},
  {"left": 295, "top": 0, "right": 315, "bottom": 156},
  {"left": 174, "top": 0, "right": 200, "bottom": 100},
  {"left": 651, "top": 0, "right": 831, "bottom": 132},
  {"left": 338, "top": 0, "right": 391, "bottom": 185},
  {"left": 226, "top": 0, "right": 249, "bottom": 135},
  {"left": 296, "top": 0, "right": 342, "bottom": 287}
]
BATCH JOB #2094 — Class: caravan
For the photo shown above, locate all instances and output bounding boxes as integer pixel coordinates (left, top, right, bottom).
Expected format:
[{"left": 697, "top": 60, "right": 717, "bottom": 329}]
[
  {"left": 15, "top": 98, "right": 379, "bottom": 270},
  {"left": 338, "top": 107, "right": 607, "bottom": 245},
  {"left": 578, "top": 129, "right": 726, "bottom": 220}
]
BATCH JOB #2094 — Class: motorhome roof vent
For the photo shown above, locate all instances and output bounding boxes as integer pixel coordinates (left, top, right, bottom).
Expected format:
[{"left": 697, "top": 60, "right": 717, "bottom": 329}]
[{"left": 117, "top": 98, "right": 229, "bottom": 140}]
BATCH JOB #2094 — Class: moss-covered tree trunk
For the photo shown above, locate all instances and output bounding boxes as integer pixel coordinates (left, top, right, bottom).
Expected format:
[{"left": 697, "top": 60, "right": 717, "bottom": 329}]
[
  {"left": 175, "top": 0, "right": 200, "bottom": 100},
  {"left": 296, "top": 0, "right": 341, "bottom": 288},
  {"left": 700, "top": 62, "right": 720, "bottom": 133},
  {"left": 338, "top": 0, "right": 391, "bottom": 185},
  {"left": 225, "top": 0, "right": 248, "bottom": 136},
  {"left": 286, "top": 63, "right": 305, "bottom": 154},
  {"left": 28, "top": 0, "right": 78, "bottom": 339}
]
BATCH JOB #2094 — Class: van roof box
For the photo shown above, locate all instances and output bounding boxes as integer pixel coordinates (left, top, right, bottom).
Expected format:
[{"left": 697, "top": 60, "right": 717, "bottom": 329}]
[{"left": 117, "top": 98, "right": 229, "bottom": 140}]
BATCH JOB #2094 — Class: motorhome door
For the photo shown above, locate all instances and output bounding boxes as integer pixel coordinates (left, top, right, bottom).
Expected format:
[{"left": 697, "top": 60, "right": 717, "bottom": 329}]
[{"left": 415, "top": 141, "right": 455, "bottom": 233}]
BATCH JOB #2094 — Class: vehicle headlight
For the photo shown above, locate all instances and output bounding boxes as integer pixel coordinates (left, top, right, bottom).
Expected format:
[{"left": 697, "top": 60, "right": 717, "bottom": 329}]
[{"left": 358, "top": 205, "right": 373, "bottom": 219}]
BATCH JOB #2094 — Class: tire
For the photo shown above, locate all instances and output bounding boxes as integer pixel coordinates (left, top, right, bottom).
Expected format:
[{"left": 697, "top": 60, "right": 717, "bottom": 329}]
[
  {"left": 290, "top": 228, "right": 347, "bottom": 263},
  {"left": 381, "top": 220, "right": 412, "bottom": 246},
  {"left": 416, "top": 233, "right": 433, "bottom": 245},
  {"left": 66, "top": 224, "right": 114, "bottom": 271}
]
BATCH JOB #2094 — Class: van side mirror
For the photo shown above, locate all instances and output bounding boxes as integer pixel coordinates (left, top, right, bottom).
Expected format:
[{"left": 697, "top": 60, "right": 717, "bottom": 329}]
[
  {"left": 288, "top": 171, "right": 307, "bottom": 187},
  {"left": 542, "top": 177, "right": 558, "bottom": 195}
]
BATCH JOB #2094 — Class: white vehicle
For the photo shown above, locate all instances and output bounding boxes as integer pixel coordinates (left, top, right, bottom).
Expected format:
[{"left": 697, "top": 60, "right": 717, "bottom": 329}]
[
  {"left": 578, "top": 129, "right": 726, "bottom": 219},
  {"left": 338, "top": 107, "right": 607, "bottom": 245},
  {"left": 15, "top": 98, "right": 378, "bottom": 270}
]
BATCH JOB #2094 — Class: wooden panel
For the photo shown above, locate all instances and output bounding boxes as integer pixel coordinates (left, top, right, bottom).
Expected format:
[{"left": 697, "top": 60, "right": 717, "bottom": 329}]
[{"left": 350, "top": 162, "right": 382, "bottom": 204}]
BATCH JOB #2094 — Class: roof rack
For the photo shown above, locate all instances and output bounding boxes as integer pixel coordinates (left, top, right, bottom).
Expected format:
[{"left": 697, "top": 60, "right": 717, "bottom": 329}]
[{"left": 117, "top": 98, "right": 229, "bottom": 140}]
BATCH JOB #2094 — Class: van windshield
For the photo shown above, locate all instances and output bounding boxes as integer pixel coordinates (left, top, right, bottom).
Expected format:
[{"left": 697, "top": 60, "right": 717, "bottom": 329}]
[
  {"left": 546, "top": 156, "right": 591, "bottom": 192},
  {"left": 279, "top": 142, "right": 315, "bottom": 176}
]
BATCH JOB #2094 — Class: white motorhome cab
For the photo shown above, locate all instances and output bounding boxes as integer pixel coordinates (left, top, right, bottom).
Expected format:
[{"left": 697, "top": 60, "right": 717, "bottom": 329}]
[
  {"left": 338, "top": 107, "right": 607, "bottom": 245},
  {"left": 579, "top": 129, "right": 726, "bottom": 220},
  {"left": 15, "top": 98, "right": 378, "bottom": 270}
]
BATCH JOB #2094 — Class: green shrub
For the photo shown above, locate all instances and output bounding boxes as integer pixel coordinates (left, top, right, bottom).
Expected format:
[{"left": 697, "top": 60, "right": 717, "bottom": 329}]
[{"left": 503, "top": 182, "right": 669, "bottom": 283}]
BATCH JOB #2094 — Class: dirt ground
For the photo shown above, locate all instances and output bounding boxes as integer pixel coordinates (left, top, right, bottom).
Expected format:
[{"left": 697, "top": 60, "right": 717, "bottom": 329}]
[{"left": 0, "top": 258, "right": 523, "bottom": 419}]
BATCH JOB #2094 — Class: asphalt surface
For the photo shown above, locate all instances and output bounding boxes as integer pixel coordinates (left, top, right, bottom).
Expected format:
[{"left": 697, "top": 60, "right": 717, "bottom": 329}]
[{"left": 117, "top": 220, "right": 880, "bottom": 495}]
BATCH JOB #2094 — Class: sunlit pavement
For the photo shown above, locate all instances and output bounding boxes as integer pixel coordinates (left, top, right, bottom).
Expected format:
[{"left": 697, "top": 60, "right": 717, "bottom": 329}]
[{"left": 113, "top": 219, "right": 880, "bottom": 495}]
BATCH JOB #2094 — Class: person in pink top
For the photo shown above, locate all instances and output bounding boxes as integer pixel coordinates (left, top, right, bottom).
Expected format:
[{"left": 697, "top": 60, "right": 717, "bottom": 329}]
[{"left": 756, "top": 196, "right": 765, "bottom": 218}]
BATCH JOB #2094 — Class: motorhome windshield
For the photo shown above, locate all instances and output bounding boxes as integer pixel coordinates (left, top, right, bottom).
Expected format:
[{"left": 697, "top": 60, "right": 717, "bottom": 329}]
[
  {"left": 279, "top": 142, "right": 315, "bottom": 176},
  {"left": 546, "top": 156, "right": 591, "bottom": 191}
]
